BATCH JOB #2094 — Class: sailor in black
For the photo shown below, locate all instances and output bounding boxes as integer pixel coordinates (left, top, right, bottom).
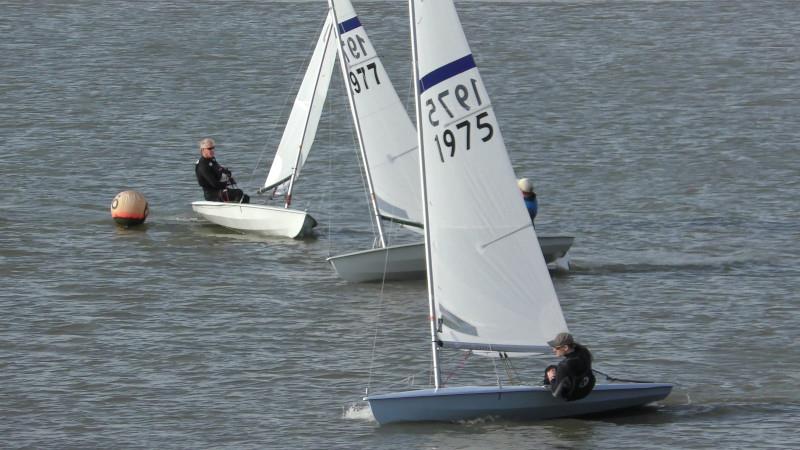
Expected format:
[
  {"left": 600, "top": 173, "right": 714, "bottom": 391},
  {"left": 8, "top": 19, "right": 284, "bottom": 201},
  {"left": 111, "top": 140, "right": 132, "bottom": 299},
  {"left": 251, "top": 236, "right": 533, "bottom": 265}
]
[
  {"left": 547, "top": 332, "right": 596, "bottom": 401},
  {"left": 195, "top": 138, "right": 249, "bottom": 203}
]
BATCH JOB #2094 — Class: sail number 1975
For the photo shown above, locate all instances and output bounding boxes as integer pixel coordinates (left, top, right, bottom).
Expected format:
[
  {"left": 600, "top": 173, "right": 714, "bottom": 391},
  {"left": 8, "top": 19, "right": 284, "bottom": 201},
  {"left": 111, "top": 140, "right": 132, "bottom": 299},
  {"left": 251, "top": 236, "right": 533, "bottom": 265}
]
[{"left": 426, "top": 79, "right": 494, "bottom": 163}]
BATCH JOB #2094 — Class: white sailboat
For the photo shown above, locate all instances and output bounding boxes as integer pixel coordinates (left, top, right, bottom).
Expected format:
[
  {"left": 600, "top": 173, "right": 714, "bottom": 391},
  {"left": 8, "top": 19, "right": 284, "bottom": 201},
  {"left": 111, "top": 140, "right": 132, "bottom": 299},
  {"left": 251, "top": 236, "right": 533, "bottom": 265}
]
[
  {"left": 364, "top": 0, "right": 671, "bottom": 424},
  {"left": 324, "top": 0, "right": 428, "bottom": 280},
  {"left": 324, "top": 0, "right": 574, "bottom": 282},
  {"left": 191, "top": 12, "right": 338, "bottom": 239}
]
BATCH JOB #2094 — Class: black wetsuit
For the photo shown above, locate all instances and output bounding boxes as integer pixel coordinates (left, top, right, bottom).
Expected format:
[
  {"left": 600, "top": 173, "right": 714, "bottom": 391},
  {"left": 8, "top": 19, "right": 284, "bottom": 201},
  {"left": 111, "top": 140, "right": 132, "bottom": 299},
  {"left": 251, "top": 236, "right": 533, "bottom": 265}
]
[
  {"left": 195, "top": 156, "right": 249, "bottom": 203},
  {"left": 551, "top": 344, "right": 596, "bottom": 401}
]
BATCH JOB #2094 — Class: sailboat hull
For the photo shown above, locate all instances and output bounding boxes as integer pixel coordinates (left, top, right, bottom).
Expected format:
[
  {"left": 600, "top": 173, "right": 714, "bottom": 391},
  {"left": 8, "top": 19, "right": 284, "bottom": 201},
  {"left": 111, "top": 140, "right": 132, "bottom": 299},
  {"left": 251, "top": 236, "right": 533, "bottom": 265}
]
[
  {"left": 538, "top": 235, "right": 574, "bottom": 264},
  {"left": 191, "top": 201, "right": 317, "bottom": 238},
  {"left": 328, "top": 236, "right": 573, "bottom": 282},
  {"left": 365, "top": 383, "right": 672, "bottom": 425},
  {"left": 327, "top": 242, "right": 426, "bottom": 282}
]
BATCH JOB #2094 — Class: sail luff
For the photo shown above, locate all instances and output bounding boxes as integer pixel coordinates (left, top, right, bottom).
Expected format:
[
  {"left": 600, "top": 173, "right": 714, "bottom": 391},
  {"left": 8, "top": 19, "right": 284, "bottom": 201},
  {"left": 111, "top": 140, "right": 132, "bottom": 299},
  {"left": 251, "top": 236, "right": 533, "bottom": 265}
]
[
  {"left": 328, "top": 0, "right": 386, "bottom": 247},
  {"left": 284, "top": 13, "right": 336, "bottom": 208},
  {"left": 329, "top": 0, "right": 424, "bottom": 231},
  {"left": 409, "top": 0, "right": 441, "bottom": 388},
  {"left": 263, "top": 12, "right": 338, "bottom": 199}
]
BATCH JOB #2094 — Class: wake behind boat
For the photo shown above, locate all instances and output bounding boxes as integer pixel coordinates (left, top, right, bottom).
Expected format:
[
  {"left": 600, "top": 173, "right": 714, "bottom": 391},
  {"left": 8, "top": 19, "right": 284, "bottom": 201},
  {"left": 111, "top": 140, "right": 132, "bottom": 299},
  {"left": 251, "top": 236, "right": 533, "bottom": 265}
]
[{"left": 363, "top": 0, "right": 671, "bottom": 425}]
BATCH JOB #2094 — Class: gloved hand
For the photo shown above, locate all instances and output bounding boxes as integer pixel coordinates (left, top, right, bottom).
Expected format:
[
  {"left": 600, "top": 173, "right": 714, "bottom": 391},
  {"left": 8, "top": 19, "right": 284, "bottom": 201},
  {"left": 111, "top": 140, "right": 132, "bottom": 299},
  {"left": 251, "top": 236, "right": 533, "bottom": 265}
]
[
  {"left": 222, "top": 167, "right": 232, "bottom": 176},
  {"left": 219, "top": 173, "right": 229, "bottom": 183}
]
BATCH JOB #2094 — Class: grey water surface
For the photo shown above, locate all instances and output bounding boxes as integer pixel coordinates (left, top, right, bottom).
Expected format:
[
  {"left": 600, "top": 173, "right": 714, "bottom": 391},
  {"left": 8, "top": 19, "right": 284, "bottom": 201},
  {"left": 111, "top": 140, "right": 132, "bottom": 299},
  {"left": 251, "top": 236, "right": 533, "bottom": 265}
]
[{"left": 2, "top": 0, "right": 799, "bottom": 448}]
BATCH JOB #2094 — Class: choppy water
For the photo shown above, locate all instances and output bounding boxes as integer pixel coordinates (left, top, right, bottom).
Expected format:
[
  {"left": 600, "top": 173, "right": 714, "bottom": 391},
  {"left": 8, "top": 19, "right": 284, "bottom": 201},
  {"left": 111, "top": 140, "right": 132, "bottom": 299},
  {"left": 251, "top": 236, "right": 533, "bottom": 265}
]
[{"left": 2, "top": 1, "right": 799, "bottom": 448}]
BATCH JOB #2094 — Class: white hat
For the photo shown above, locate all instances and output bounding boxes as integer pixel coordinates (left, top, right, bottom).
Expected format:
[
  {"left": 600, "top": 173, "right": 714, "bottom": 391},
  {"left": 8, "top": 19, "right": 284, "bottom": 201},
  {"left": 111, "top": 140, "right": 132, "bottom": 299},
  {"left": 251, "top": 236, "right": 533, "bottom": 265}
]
[{"left": 517, "top": 178, "right": 534, "bottom": 193}]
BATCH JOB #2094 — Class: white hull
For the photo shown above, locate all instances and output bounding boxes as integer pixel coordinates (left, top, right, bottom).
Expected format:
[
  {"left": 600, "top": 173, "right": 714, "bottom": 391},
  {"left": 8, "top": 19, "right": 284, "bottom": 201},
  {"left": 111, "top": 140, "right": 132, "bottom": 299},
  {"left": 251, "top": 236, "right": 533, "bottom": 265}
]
[
  {"left": 191, "top": 201, "right": 317, "bottom": 239},
  {"left": 327, "top": 236, "right": 573, "bottom": 282},
  {"left": 327, "top": 242, "right": 426, "bottom": 282},
  {"left": 366, "top": 383, "right": 672, "bottom": 425}
]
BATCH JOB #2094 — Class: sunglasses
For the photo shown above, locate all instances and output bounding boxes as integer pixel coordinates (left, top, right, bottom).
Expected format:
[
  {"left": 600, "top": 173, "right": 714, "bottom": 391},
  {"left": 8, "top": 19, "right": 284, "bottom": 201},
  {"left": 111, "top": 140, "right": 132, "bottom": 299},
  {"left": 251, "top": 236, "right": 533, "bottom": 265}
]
[{"left": 203, "top": 146, "right": 215, "bottom": 151}]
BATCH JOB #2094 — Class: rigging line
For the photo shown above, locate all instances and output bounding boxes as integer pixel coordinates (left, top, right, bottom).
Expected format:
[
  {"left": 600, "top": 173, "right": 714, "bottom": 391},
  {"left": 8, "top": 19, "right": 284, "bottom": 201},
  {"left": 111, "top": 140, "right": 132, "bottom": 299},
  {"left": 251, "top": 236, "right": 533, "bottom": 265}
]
[
  {"left": 491, "top": 352, "right": 502, "bottom": 389},
  {"left": 248, "top": 13, "right": 331, "bottom": 190},
  {"left": 368, "top": 216, "right": 409, "bottom": 389},
  {"left": 341, "top": 91, "right": 377, "bottom": 242},
  {"left": 377, "top": 204, "right": 402, "bottom": 283},
  {"left": 592, "top": 368, "right": 654, "bottom": 384},
  {"left": 501, "top": 357, "right": 512, "bottom": 384},
  {"left": 377, "top": 367, "right": 429, "bottom": 390},
  {"left": 324, "top": 70, "right": 338, "bottom": 256},
  {"left": 500, "top": 353, "right": 524, "bottom": 385},
  {"left": 509, "top": 359, "right": 524, "bottom": 385},
  {"left": 366, "top": 196, "right": 404, "bottom": 390},
  {"left": 442, "top": 350, "right": 472, "bottom": 386},
  {"left": 366, "top": 247, "right": 389, "bottom": 395},
  {"left": 358, "top": 159, "right": 378, "bottom": 244}
]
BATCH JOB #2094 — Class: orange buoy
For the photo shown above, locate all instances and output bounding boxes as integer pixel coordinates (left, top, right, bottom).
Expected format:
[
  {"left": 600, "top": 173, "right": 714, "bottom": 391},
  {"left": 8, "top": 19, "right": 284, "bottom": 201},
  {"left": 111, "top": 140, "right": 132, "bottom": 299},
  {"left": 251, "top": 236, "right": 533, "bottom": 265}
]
[{"left": 110, "top": 190, "right": 149, "bottom": 226}]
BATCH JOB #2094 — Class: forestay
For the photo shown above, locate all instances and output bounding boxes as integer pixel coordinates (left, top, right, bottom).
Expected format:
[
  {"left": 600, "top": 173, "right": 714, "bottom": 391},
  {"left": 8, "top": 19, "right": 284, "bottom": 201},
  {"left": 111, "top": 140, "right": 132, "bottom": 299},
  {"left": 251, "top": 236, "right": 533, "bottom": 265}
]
[
  {"left": 413, "top": 1, "right": 567, "bottom": 353},
  {"left": 263, "top": 12, "right": 337, "bottom": 196},
  {"left": 331, "top": 0, "right": 422, "bottom": 226}
]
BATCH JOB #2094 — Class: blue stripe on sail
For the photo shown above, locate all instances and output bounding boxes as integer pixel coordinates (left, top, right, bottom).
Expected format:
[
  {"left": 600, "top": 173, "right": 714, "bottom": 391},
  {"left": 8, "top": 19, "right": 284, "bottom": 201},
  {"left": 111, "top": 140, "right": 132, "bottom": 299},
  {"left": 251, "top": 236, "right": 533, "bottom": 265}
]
[
  {"left": 419, "top": 55, "right": 476, "bottom": 93},
  {"left": 338, "top": 17, "right": 361, "bottom": 34}
]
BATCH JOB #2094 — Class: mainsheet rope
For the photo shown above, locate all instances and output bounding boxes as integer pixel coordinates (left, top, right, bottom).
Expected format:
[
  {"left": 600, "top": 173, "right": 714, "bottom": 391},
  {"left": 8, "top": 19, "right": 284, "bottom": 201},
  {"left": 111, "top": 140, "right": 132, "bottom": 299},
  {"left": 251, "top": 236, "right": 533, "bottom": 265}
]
[{"left": 592, "top": 368, "right": 654, "bottom": 384}]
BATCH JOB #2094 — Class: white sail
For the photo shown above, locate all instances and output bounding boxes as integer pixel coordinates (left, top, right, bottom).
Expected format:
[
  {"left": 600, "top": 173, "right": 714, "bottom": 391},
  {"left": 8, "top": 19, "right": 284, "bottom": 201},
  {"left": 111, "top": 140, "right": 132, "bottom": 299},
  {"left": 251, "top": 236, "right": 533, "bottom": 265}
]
[
  {"left": 413, "top": 0, "right": 567, "bottom": 353},
  {"left": 330, "top": 0, "right": 423, "bottom": 226},
  {"left": 263, "top": 12, "right": 337, "bottom": 196},
  {"left": 363, "top": 1, "right": 672, "bottom": 424}
]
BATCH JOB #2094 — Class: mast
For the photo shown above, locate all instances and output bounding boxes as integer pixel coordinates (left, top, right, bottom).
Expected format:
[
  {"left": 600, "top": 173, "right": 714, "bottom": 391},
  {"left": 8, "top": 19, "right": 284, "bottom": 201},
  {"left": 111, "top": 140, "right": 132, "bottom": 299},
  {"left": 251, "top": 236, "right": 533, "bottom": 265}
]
[
  {"left": 282, "top": 14, "right": 336, "bottom": 209},
  {"left": 409, "top": 0, "right": 441, "bottom": 389},
  {"left": 327, "top": 0, "right": 386, "bottom": 247}
]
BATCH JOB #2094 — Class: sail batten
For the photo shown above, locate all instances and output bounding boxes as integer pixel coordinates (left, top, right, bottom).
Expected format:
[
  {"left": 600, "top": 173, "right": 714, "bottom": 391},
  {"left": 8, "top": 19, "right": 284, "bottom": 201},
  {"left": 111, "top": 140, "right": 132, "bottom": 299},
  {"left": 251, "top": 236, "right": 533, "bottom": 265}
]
[
  {"left": 378, "top": 215, "right": 423, "bottom": 229},
  {"left": 258, "top": 175, "right": 292, "bottom": 194}
]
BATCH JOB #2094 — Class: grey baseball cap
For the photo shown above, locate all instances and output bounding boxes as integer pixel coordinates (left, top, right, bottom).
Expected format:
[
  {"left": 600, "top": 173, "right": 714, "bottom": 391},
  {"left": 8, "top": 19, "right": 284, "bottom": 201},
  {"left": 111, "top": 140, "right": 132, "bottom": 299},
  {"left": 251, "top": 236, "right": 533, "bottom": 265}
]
[{"left": 547, "top": 332, "right": 574, "bottom": 348}]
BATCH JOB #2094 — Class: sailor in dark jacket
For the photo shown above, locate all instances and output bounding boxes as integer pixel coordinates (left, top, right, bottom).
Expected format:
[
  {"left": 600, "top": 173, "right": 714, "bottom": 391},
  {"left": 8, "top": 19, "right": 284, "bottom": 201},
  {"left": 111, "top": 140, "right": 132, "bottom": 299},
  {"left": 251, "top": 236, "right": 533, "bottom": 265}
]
[
  {"left": 195, "top": 138, "right": 249, "bottom": 203},
  {"left": 546, "top": 332, "right": 596, "bottom": 401}
]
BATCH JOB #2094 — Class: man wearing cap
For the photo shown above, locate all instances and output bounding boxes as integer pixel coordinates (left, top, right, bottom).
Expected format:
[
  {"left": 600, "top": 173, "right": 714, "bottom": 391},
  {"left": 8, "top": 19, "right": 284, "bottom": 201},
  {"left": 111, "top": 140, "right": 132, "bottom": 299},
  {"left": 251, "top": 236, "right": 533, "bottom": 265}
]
[
  {"left": 546, "top": 332, "right": 596, "bottom": 401},
  {"left": 517, "top": 178, "right": 537, "bottom": 224}
]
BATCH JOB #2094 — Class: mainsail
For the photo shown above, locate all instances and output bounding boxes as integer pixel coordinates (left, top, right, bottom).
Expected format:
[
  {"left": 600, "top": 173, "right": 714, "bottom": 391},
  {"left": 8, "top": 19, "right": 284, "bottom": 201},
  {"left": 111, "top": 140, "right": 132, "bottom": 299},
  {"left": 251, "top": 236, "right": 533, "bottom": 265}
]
[
  {"left": 263, "top": 12, "right": 338, "bottom": 197},
  {"left": 413, "top": 1, "right": 567, "bottom": 353},
  {"left": 330, "top": 0, "right": 423, "bottom": 226}
]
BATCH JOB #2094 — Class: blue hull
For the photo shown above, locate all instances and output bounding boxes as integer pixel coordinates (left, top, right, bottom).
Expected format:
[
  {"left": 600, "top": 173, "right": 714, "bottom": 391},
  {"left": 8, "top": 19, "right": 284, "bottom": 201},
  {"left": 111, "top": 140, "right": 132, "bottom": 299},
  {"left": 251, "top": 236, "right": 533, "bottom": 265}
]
[{"left": 365, "top": 383, "right": 672, "bottom": 425}]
